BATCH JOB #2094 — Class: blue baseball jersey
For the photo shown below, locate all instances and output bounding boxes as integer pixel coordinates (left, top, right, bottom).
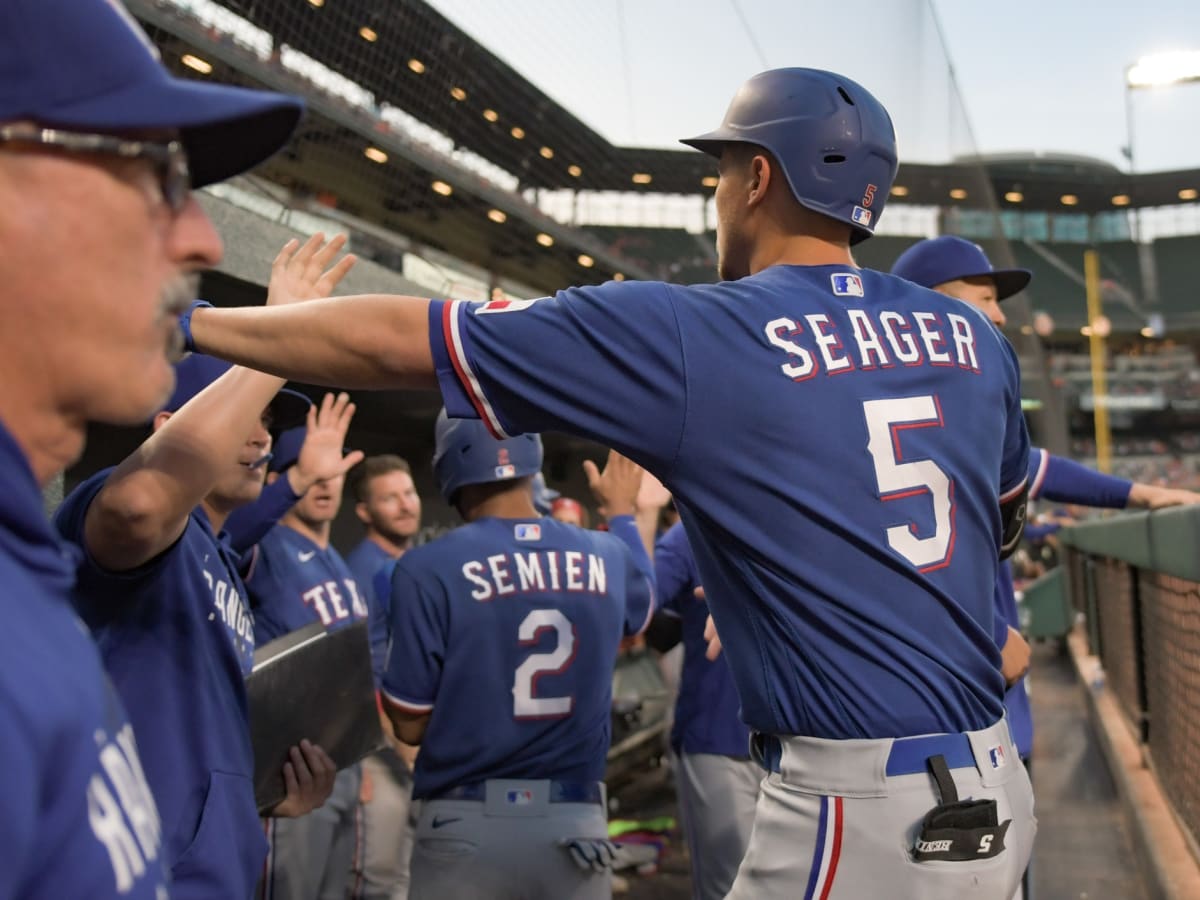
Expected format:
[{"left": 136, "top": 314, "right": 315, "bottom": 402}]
[
  {"left": 246, "top": 524, "right": 368, "bottom": 643},
  {"left": 56, "top": 470, "right": 265, "bottom": 900},
  {"left": 0, "top": 426, "right": 168, "bottom": 900},
  {"left": 994, "top": 561, "right": 1032, "bottom": 758},
  {"left": 429, "top": 265, "right": 1030, "bottom": 740},
  {"left": 383, "top": 516, "right": 654, "bottom": 799},
  {"left": 1028, "top": 447, "right": 1132, "bottom": 508},
  {"left": 223, "top": 474, "right": 302, "bottom": 556},
  {"left": 345, "top": 538, "right": 396, "bottom": 682},
  {"left": 655, "top": 522, "right": 751, "bottom": 758}
]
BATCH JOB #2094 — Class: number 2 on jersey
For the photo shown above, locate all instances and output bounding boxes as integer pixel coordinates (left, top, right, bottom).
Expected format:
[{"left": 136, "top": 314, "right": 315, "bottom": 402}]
[
  {"left": 863, "top": 395, "right": 956, "bottom": 571},
  {"left": 513, "top": 608, "right": 576, "bottom": 719}
]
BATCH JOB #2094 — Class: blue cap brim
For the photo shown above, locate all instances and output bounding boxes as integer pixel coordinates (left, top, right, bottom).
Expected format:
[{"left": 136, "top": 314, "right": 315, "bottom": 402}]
[
  {"left": 956, "top": 268, "right": 1032, "bottom": 301},
  {"left": 34, "top": 71, "right": 302, "bottom": 188},
  {"left": 270, "top": 388, "right": 311, "bottom": 434}
]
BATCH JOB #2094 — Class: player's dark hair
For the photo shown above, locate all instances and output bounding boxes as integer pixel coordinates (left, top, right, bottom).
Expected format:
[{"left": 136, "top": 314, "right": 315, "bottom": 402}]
[{"left": 352, "top": 454, "right": 412, "bottom": 503}]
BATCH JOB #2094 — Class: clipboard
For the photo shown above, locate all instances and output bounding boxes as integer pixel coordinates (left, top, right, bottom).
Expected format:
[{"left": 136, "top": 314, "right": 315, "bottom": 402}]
[{"left": 247, "top": 620, "right": 384, "bottom": 813}]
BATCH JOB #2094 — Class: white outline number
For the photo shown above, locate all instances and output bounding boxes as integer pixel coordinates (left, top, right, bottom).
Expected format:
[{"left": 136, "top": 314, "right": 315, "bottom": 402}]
[
  {"left": 863, "top": 396, "right": 955, "bottom": 570},
  {"left": 513, "top": 608, "right": 575, "bottom": 719}
]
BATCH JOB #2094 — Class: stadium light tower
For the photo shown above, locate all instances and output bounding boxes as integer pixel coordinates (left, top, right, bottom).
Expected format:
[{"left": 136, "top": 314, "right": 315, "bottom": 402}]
[{"left": 1121, "top": 50, "right": 1200, "bottom": 329}]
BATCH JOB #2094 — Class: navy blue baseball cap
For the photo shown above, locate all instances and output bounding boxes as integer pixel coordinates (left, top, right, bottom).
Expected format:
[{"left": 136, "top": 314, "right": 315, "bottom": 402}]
[
  {"left": 0, "top": 0, "right": 304, "bottom": 189},
  {"left": 163, "top": 354, "right": 311, "bottom": 432},
  {"left": 890, "top": 236, "right": 1032, "bottom": 300},
  {"left": 268, "top": 427, "right": 306, "bottom": 475}
]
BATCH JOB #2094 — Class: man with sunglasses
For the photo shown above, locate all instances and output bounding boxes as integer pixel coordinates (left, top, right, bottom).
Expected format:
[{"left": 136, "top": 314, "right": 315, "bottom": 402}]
[{"left": 0, "top": 0, "right": 303, "bottom": 896}]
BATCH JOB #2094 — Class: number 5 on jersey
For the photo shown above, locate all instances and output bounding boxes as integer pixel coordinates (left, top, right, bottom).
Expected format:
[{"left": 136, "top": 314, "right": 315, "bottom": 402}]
[
  {"left": 863, "top": 395, "right": 955, "bottom": 571},
  {"left": 513, "top": 608, "right": 577, "bottom": 719}
]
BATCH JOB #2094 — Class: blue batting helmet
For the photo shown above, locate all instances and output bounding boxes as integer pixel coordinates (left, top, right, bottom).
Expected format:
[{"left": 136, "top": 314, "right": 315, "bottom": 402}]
[
  {"left": 432, "top": 410, "right": 543, "bottom": 503},
  {"left": 681, "top": 68, "right": 898, "bottom": 244}
]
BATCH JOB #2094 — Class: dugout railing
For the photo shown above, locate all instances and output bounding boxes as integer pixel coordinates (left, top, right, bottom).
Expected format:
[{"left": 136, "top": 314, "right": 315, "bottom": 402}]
[{"left": 1060, "top": 505, "right": 1200, "bottom": 859}]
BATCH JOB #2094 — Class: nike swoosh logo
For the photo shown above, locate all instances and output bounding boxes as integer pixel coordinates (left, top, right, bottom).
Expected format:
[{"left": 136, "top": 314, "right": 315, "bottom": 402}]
[
  {"left": 298, "top": 551, "right": 315, "bottom": 562},
  {"left": 431, "top": 816, "right": 461, "bottom": 829}
]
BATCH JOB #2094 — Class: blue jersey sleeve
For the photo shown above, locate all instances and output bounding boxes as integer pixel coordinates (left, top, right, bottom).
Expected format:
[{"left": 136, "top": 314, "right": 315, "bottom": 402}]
[
  {"left": 369, "top": 561, "right": 398, "bottom": 686},
  {"left": 222, "top": 476, "right": 301, "bottom": 554},
  {"left": 654, "top": 523, "right": 699, "bottom": 616},
  {"left": 429, "top": 281, "right": 688, "bottom": 473},
  {"left": 997, "top": 335, "right": 1031, "bottom": 501},
  {"left": 1030, "top": 449, "right": 1132, "bottom": 508},
  {"left": 603, "top": 515, "right": 656, "bottom": 636},
  {"left": 381, "top": 561, "right": 446, "bottom": 714}
]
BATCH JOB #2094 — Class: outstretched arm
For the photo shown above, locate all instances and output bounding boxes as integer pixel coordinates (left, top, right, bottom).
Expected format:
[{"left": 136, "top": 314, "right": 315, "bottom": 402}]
[{"left": 188, "top": 235, "right": 435, "bottom": 391}]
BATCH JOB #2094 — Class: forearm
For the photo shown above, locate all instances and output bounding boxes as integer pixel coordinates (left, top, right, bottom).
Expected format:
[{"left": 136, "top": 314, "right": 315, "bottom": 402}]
[
  {"left": 86, "top": 368, "right": 282, "bottom": 570},
  {"left": 224, "top": 475, "right": 301, "bottom": 553},
  {"left": 1040, "top": 453, "right": 1133, "bottom": 508},
  {"left": 189, "top": 295, "right": 438, "bottom": 390}
]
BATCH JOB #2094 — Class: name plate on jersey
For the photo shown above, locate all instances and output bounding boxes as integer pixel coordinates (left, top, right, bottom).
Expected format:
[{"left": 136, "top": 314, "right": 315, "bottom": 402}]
[{"left": 247, "top": 621, "right": 384, "bottom": 813}]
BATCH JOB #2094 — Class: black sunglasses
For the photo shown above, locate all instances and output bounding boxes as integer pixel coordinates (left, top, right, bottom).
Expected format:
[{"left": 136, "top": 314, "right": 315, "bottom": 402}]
[{"left": 0, "top": 125, "right": 191, "bottom": 213}]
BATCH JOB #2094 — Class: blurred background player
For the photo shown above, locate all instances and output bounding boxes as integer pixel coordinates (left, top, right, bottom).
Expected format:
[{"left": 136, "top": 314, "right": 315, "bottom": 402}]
[
  {"left": 245, "top": 412, "right": 368, "bottom": 900},
  {"left": 345, "top": 455, "right": 424, "bottom": 900},
  {"left": 549, "top": 496, "right": 590, "bottom": 529},
  {"left": 55, "top": 353, "right": 339, "bottom": 898},
  {"left": 644, "top": 522, "right": 757, "bottom": 900},
  {"left": 381, "top": 413, "right": 656, "bottom": 900},
  {"left": 55, "top": 238, "right": 354, "bottom": 898},
  {"left": 0, "top": 0, "right": 303, "bottom": 894},
  {"left": 890, "top": 235, "right": 1200, "bottom": 900}
]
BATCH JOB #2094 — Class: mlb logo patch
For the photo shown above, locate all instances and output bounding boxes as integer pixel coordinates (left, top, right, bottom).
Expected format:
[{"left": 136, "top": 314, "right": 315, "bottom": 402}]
[
  {"left": 514, "top": 523, "right": 542, "bottom": 542},
  {"left": 494, "top": 464, "right": 517, "bottom": 479},
  {"left": 851, "top": 206, "right": 873, "bottom": 226},
  {"left": 988, "top": 744, "right": 1007, "bottom": 770},
  {"left": 506, "top": 789, "right": 534, "bottom": 805},
  {"left": 830, "top": 273, "right": 865, "bottom": 297}
]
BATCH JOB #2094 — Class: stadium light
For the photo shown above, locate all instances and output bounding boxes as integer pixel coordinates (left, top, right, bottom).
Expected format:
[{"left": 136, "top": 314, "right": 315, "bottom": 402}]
[
  {"left": 482, "top": 108, "right": 499, "bottom": 123},
  {"left": 431, "top": 180, "right": 453, "bottom": 196},
  {"left": 363, "top": 147, "right": 388, "bottom": 164},
  {"left": 307, "top": 0, "right": 323, "bottom": 6},
  {"left": 487, "top": 209, "right": 507, "bottom": 223},
  {"left": 1060, "top": 194, "right": 1079, "bottom": 206},
  {"left": 567, "top": 165, "right": 583, "bottom": 177},
  {"left": 539, "top": 146, "right": 554, "bottom": 159},
  {"left": 1180, "top": 188, "right": 1199, "bottom": 201},
  {"left": 701, "top": 176, "right": 718, "bottom": 188},
  {"left": 510, "top": 126, "right": 525, "bottom": 140},
  {"left": 613, "top": 273, "right": 625, "bottom": 281},
  {"left": 181, "top": 54, "right": 212, "bottom": 75},
  {"left": 949, "top": 188, "right": 968, "bottom": 200},
  {"left": 632, "top": 173, "right": 652, "bottom": 185},
  {"left": 890, "top": 185, "right": 909, "bottom": 197},
  {"left": 536, "top": 233, "right": 554, "bottom": 247},
  {"left": 408, "top": 59, "right": 426, "bottom": 74},
  {"left": 578, "top": 254, "right": 595, "bottom": 268},
  {"left": 450, "top": 86, "right": 467, "bottom": 101},
  {"left": 1126, "top": 51, "right": 1200, "bottom": 89},
  {"left": 359, "top": 26, "right": 378, "bottom": 43},
  {"left": 1112, "top": 194, "right": 1131, "bottom": 206},
  {"left": 1004, "top": 190, "right": 1023, "bottom": 203}
]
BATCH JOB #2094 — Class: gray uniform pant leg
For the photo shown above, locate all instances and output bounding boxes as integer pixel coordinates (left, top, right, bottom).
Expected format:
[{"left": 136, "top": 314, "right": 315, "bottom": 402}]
[
  {"left": 261, "top": 763, "right": 363, "bottom": 900},
  {"left": 675, "top": 752, "right": 760, "bottom": 900},
  {"left": 352, "top": 750, "right": 416, "bottom": 900},
  {"left": 408, "top": 782, "right": 611, "bottom": 900},
  {"left": 727, "top": 721, "right": 1036, "bottom": 900}
]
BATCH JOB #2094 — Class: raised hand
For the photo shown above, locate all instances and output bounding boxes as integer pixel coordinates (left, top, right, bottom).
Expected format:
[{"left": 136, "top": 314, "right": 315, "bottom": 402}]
[
  {"left": 582, "top": 449, "right": 644, "bottom": 520},
  {"left": 288, "top": 392, "right": 366, "bottom": 495},
  {"left": 268, "top": 232, "right": 357, "bottom": 307}
]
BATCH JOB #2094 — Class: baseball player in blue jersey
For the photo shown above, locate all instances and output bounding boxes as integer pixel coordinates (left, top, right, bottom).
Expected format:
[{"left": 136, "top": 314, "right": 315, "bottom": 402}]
[
  {"left": 644, "top": 522, "right": 757, "bottom": 900},
  {"left": 55, "top": 240, "right": 356, "bottom": 897},
  {"left": 379, "top": 413, "right": 656, "bottom": 899},
  {"left": 185, "top": 67, "right": 1037, "bottom": 898},
  {"left": 345, "top": 455, "right": 423, "bottom": 900},
  {"left": 0, "top": 0, "right": 305, "bottom": 895},
  {"left": 247, "top": 422, "right": 370, "bottom": 900},
  {"left": 891, "top": 235, "right": 1200, "bottom": 900}
]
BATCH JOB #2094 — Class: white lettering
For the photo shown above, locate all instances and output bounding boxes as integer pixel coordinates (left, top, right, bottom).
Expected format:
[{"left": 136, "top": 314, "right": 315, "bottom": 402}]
[
  {"left": 488, "top": 554, "right": 515, "bottom": 596},
  {"left": 879, "top": 311, "right": 921, "bottom": 364},
  {"left": 345, "top": 580, "right": 369, "bottom": 618},
  {"left": 326, "top": 580, "right": 349, "bottom": 620},
  {"left": 916, "top": 839, "right": 954, "bottom": 854},
  {"left": 565, "top": 551, "right": 584, "bottom": 591},
  {"left": 847, "top": 309, "right": 891, "bottom": 368},
  {"left": 98, "top": 744, "right": 159, "bottom": 861},
  {"left": 515, "top": 552, "right": 545, "bottom": 592},
  {"left": 302, "top": 585, "right": 332, "bottom": 625},
  {"left": 586, "top": 555, "right": 607, "bottom": 594},
  {"left": 948, "top": 313, "right": 980, "bottom": 372},
  {"left": 547, "top": 552, "right": 561, "bottom": 591},
  {"left": 88, "top": 776, "right": 143, "bottom": 892},
  {"left": 913, "top": 312, "right": 951, "bottom": 364},
  {"left": 804, "top": 314, "right": 853, "bottom": 373},
  {"left": 462, "top": 561, "right": 494, "bottom": 602},
  {"left": 764, "top": 317, "right": 816, "bottom": 380}
]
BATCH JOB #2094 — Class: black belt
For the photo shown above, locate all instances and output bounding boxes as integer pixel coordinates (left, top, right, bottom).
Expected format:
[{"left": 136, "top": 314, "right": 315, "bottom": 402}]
[{"left": 431, "top": 779, "right": 604, "bottom": 806}]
